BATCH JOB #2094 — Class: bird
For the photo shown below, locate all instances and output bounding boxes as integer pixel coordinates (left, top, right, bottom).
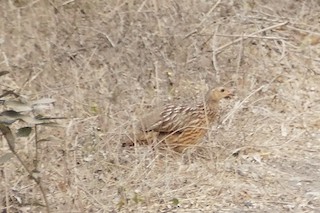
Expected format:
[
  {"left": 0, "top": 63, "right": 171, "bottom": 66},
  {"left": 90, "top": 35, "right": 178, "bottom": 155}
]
[{"left": 125, "top": 87, "right": 234, "bottom": 152}]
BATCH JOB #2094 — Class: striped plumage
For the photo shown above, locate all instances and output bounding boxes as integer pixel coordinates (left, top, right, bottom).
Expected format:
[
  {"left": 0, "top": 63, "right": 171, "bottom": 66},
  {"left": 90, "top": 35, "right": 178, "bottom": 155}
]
[{"left": 129, "top": 87, "right": 234, "bottom": 152}]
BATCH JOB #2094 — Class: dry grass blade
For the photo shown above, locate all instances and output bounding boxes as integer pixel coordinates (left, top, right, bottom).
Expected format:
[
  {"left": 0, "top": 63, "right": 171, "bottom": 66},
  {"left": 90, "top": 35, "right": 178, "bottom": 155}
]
[
  {"left": 2, "top": 1, "right": 320, "bottom": 212},
  {"left": 0, "top": 90, "right": 20, "bottom": 99}
]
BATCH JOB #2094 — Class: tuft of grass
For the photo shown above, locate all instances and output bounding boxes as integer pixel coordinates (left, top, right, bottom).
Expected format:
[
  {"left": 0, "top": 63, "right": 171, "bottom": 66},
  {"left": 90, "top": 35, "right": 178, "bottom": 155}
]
[{"left": 1, "top": 0, "right": 320, "bottom": 212}]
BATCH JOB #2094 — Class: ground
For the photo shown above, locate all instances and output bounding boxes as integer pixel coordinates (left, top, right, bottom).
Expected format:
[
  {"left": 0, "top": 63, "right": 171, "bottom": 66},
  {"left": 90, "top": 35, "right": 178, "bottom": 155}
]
[{"left": 1, "top": 0, "right": 320, "bottom": 212}]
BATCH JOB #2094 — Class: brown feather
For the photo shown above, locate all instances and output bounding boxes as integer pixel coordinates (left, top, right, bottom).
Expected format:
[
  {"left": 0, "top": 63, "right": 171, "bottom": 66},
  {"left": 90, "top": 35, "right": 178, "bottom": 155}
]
[{"left": 127, "top": 86, "right": 234, "bottom": 152}]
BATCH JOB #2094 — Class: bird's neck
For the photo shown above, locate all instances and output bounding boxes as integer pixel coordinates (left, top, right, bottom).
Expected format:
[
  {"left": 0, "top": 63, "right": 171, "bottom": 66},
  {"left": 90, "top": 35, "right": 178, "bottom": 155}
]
[
  {"left": 205, "top": 98, "right": 219, "bottom": 110},
  {"left": 201, "top": 99, "right": 219, "bottom": 122}
]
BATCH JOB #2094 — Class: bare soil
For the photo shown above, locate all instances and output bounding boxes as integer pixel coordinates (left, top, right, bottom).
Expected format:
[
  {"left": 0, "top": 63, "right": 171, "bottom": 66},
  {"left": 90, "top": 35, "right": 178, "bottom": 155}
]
[{"left": 1, "top": 0, "right": 320, "bottom": 212}]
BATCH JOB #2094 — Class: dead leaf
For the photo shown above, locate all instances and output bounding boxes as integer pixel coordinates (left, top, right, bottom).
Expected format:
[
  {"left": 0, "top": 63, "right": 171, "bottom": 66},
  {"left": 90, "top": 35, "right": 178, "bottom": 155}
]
[
  {"left": 16, "top": 127, "right": 32, "bottom": 137},
  {"left": 31, "top": 98, "right": 56, "bottom": 106},
  {"left": 4, "top": 100, "right": 32, "bottom": 112}
]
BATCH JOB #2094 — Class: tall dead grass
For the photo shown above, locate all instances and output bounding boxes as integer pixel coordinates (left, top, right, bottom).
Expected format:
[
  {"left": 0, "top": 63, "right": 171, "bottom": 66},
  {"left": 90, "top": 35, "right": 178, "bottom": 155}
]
[{"left": 1, "top": 0, "right": 320, "bottom": 212}]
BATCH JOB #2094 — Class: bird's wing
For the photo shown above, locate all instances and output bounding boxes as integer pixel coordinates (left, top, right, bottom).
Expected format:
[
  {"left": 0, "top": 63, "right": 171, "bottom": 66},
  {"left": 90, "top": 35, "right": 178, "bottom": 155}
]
[
  {"left": 138, "top": 104, "right": 200, "bottom": 133},
  {"left": 138, "top": 106, "right": 165, "bottom": 132}
]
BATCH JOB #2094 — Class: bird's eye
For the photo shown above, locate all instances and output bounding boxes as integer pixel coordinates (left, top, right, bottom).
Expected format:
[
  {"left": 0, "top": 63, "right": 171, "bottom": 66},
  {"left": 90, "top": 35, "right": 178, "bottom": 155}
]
[{"left": 220, "top": 88, "right": 225, "bottom": 92}]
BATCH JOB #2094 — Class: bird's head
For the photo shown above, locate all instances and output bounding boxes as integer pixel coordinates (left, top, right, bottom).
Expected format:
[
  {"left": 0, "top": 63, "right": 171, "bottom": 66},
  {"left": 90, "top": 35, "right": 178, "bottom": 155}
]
[{"left": 206, "top": 87, "right": 234, "bottom": 102}]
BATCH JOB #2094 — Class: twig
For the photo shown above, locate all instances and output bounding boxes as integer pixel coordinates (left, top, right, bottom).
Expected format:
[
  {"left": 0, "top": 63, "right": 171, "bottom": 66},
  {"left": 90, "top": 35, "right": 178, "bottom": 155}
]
[
  {"left": 211, "top": 24, "right": 221, "bottom": 82},
  {"left": 0, "top": 124, "right": 50, "bottom": 213},
  {"left": 287, "top": 24, "right": 320, "bottom": 36},
  {"left": 222, "top": 85, "right": 265, "bottom": 124},
  {"left": 89, "top": 28, "right": 115, "bottom": 47},
  {"left": 198, "top": 0, "right": 222, "bottom": 26},
  {"left": 154, "top": 61, "right": 160, "bottom": 98},
  {"left": 137, "top": 0, "right": 148, "bottom": 12},
  {"left": 235, "top": 34, "right": 244, "bottom": 85},
  {"left": 213, "top": 21, "right": 289, "bottom": 55},
  {"left": 34, "top": 125, "right": 39, "bottom": 170},
  {"left": 215, "top": 34, "right": 288, "bottom": 40},
  {"left": 62, "top": 0, "right": 74, "bottom": 6}
]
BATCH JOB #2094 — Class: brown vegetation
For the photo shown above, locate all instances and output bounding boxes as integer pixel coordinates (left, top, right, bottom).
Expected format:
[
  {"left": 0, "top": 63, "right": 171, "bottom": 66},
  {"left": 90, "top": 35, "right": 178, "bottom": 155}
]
[{"left": 1, "top": 0, "right": 320, "bottom": 212}]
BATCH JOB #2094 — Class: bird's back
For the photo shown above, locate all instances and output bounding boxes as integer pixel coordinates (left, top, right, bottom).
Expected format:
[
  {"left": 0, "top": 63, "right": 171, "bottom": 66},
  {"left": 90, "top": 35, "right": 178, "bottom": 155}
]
[
  {"left": 126, "top": 86, "right": 234, "bottom": 152},
  {"left": 136, "top": 102, "right": 219, "bottom": 152}
]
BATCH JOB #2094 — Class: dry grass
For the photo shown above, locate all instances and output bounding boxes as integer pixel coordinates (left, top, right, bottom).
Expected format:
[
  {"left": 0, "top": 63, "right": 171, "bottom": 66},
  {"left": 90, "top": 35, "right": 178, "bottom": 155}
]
[{"left": 1, "top": 0, "right": 320, "bottom": 212}]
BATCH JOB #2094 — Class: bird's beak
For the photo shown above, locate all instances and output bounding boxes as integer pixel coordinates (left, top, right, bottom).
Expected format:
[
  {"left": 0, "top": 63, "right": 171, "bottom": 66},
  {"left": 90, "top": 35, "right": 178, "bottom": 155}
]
[{"left": 225, "top": 89, "right": 235, "bottom": 99}]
